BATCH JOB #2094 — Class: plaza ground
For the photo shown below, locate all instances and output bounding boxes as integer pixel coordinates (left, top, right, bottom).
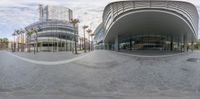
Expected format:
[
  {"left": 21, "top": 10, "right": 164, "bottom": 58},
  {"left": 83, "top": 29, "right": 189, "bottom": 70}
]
[
  {"left": 11, "top": 51, "right": 84, "bottom": 61},
  {"left": 0, "top": 50, "right": 200, "bottom": 99}
]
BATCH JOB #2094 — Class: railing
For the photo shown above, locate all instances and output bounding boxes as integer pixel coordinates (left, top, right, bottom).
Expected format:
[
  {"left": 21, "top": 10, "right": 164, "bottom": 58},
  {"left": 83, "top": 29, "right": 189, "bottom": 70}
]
[
  {"left": 29, "top": 37, "right": 73, "bottom": 43},
  {"left": 37, "top": 30, "right": 75, "bottom": 35},
  {"left": 103, "top": 1, "right": 198, "bottom": 36},
  {"left": 26, "top": 20, "right": 75, "bottom": 30},
  {"left": 39, "top": 26, "right": 74, "bottom": 32}
]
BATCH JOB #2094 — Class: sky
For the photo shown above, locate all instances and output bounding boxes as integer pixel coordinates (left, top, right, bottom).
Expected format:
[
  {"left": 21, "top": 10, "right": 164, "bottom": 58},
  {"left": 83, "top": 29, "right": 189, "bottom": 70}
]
[{"left": 0, "top": 0, "right": 200, "bottom": 40}]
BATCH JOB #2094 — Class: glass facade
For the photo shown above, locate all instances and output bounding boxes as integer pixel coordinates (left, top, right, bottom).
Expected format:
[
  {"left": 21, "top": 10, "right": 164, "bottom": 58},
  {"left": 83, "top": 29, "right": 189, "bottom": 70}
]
[
  {"left": 26, "top": 5, "right": 77, "bottom": 52},
  {"left": 26, "top": 20, "right": 77, "bottom": 52},
  {"left": 39, "top": 5, "right": 73, "bottom": 22},
  {"left": 98, "top": 0, "right": 199, "bottom": 52},
  {"left": 119, "top": 35, "right": 182, "bottom": 51}
]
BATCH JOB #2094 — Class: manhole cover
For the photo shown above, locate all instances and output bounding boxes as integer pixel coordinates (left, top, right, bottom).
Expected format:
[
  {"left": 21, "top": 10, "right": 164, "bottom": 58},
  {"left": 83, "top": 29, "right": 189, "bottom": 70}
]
[{"left": 187, "top": 58, "right": 200, "bottom": 62}]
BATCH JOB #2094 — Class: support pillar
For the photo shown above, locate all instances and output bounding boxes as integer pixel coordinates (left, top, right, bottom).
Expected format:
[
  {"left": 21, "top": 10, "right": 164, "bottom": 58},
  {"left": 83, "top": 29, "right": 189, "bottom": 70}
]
[
  {"left": 65, "top": 41, "right": 67, "bottom": 51},
  {"left": 70, "top": 42, "right": 72, "bottom": 51},
  {"left": 40, "top": 42, "right": 43, "bottom": 52},
  {"left": 130, "top": 39, "right": 132, "bottom": 51},
  {"left": 80, "top": 38, "right": 82, "bottom": 50},
  {"left": 170, "top": 36, "right": 173, "bottom": 51},
  {"left": 114, "top": 35, "right": 119, "bottom": 51},
  {"left": 52, "top": 41, "right": 54, "bottom": 52},
  {"left": 192, "top": 41, "right": 194, "bottom": 52},
  {"left": 108, "top": 43, "right": 110, "bottom": 50},
  {"left": 104, "top": 43, "right": 108, "bottom": 50},
  {"left": 57, "top": 41, "right": 59, "bottom": 52},
  {"left": 178, "top": 38, "right": 180, "bottom": 51},
  {"left": 183, "top": 35, "right": 186, "bottom": 52}
]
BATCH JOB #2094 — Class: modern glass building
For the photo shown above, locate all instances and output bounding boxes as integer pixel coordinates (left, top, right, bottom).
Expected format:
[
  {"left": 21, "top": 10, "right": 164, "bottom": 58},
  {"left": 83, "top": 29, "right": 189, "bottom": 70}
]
[
  {"left": 94, "top": 23, "right": 104, "bottom": 49},
  {"left": 39, "top": 5, "right": 73, "bottom": 22},
  {"left": 26, "top": 5, "right": 78, "bottom": 52},
  {"left": 94, "top": 0, "right": 199, "bottom": 52}
]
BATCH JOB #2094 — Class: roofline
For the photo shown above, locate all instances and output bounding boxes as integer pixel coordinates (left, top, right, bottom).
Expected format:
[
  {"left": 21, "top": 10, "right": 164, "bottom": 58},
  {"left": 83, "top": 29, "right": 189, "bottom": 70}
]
[{"left": 103, "top": 0, "right": 199, "bottom": 18}]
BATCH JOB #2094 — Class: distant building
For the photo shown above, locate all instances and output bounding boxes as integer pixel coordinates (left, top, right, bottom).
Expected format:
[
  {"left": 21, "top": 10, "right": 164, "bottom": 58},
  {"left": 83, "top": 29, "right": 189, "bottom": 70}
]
[
  {"left": 79, "top": 37, "right": 90, "bottom": 51},
  {"left": 39, "top": 5, "right": 73, "bottom": 22},
  {"left": 26, "top": 5, "right": 78, "bottom": 52},
  {"left": 0, "top": 38, "right": 9, "bottom": 50}
]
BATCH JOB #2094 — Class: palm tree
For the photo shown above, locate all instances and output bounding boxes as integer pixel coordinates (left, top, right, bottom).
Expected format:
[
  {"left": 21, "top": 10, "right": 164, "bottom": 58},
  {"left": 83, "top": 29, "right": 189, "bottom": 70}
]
[
  {"left": 70, "top": 18, "right": 80, "bottom": 54},
  {"left": 25, "top": 28, "right": 34, "bottom": 53},
  {"left": 19, "top": 29, "right": 25, "bottom": 52},
  {"left": 86, "top": 29, "right": 92, "bottom": 51},
  {"left": 0, "top": 38, "right": 2, "bottom": 49},
  {"left": 15, "top": 30, "right": 21, "bottom": 52},
  {"left": 32, "top": 27, "right": 40, "bottom": 53},
  {"left": 89, "top": 32, "right": 94, "bottom": 51},
  {"left": 12, "top": 32, "right": 17, "bottom": 52},
  {"left": 82, "top": 25, "right": 88, "bottom": 53}
]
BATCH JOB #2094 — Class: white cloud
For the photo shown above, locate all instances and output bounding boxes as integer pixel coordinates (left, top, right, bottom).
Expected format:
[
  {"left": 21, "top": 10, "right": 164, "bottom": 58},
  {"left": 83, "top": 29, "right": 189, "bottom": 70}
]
[{"left": 0, "top": 0, "right": 200, "bottom": 39}]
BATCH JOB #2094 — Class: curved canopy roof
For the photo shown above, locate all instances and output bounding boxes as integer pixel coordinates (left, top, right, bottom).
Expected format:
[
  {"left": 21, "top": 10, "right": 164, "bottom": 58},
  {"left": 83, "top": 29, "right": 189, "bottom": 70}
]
[
  {"left": 103, "top": 0, "right": 199, "bottom": 43},
  {"left": 105, "top": 10, "right": 194, "bottom": 42}
]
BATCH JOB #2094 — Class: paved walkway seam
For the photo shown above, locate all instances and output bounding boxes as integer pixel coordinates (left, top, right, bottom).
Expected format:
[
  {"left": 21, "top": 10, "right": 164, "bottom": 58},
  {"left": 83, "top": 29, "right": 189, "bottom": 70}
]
[{"left": 6, "top": 52, "right": 90, "bottom": 65}]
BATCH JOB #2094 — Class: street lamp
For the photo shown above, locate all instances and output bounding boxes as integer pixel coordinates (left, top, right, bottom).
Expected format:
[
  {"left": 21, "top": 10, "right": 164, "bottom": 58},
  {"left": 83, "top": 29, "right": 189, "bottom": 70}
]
[
  {"left": 70, "top": 18, "right": 80, "bottom": 54},
  {"left": 82, "top": 25, "right": 88, "bottom": 53}
]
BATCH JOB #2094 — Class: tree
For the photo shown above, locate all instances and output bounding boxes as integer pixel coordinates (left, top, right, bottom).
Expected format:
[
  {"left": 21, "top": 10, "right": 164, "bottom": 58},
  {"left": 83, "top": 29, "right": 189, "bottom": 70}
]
[
  {"left": 0, "top": 38, "right": 2, "bottom": 48},
  {"left": 89, "top": 32, "right": 94, "bottom": 51},
  {"left": 25, "top": 28, "right": 34, "bottom": 53},
  {"left": 32, "top": 27, "right": 40, "bottom": 53},
  {"left": 86, "top": 29, "right": 92, "bottom": 51},
  {"left": 25, "top": 27, "right": 40, "bottom": 54},
  {"left": 19, "top": 29, "right": 25, "bottom": 52},
  {"left": 70, "top": 18, "right": 80, "bottom": 54},
  {"left": 12, "top": 32, "right": 17, "bottom": 52},
  {"left": 14, "top": 30, "right": 20, "bottom": 52}
]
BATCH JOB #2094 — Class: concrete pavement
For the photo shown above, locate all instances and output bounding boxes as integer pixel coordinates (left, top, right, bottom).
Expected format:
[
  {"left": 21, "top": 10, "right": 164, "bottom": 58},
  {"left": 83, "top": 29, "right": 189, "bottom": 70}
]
[
  {"left": 7, "top": 52, "right": 89, "bottom": 65},
  {"left": 12, "top": 51, "right": 83, "bottom": 61},
  {"left": 0, "top": 50, "right": 200, "bottom": 99}
]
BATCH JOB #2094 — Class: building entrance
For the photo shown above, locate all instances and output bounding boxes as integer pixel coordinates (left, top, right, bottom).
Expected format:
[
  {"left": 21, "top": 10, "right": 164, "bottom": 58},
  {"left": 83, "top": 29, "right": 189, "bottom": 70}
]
[
  {"left": 120, "top": 35, "right": 169, "bottom": 51},
  {"left": 134, "top": 35, "right": 165, "bottom": 50}
]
